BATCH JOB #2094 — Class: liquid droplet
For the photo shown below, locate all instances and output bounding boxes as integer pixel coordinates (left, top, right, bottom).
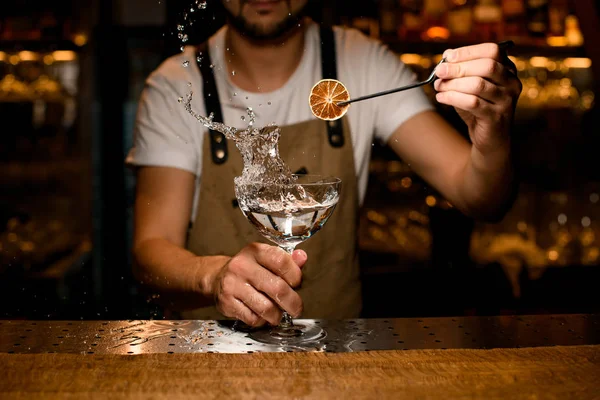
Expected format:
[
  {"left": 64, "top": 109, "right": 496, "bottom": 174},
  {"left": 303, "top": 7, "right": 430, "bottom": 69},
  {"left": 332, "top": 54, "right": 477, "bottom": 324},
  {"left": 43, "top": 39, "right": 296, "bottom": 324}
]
[
  {"left": 231, "top": 70, "right": 236, "bottom": 76},
  {"left": 267, "top": 102, "right": 272, "bottom": 105},
  {"left": 177, "top": 25, "right": 184, "bottom": 32},
  {"left": 241, "top": 116, "right": 246, "bottom": 121},
  {"left": 197, "top": 56, "right": 202, "bottom": 63},
  {"left": 182, "top": 60, "right": 189, "bottom": 67}
]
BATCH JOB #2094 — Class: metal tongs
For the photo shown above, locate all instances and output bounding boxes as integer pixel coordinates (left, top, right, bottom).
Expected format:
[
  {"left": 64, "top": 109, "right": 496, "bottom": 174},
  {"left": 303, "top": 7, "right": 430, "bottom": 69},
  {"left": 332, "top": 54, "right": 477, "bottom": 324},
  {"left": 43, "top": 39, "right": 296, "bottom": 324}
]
[{"left": 336, "top": 40, "right": 514, "bottom": 107}]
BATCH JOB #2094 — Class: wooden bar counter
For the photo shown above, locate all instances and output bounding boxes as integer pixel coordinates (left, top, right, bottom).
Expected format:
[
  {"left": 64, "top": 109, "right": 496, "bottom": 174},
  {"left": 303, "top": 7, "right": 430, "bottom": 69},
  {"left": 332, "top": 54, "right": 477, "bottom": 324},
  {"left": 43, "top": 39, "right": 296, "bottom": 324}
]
[{"left": 1, "top": 315, "right": 599, "bottom": 399}]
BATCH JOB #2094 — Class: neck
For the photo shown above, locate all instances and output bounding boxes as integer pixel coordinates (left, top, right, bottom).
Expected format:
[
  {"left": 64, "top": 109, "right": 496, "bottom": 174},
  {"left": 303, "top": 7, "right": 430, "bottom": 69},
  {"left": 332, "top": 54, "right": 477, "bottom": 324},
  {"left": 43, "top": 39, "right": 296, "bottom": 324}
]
[{"left": 224, "top": 18, "right": 309, "bottom": 93}]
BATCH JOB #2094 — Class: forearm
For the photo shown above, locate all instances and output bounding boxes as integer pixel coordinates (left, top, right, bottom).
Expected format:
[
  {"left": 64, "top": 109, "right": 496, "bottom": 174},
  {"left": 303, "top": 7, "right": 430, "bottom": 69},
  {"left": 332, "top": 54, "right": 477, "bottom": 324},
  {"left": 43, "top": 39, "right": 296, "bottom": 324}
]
[
  {"left": 458, "top": 139, "right": 517, "bottom": 222},
  {"left": 132, "top": 237, "right": 230, "bottom": 311}
]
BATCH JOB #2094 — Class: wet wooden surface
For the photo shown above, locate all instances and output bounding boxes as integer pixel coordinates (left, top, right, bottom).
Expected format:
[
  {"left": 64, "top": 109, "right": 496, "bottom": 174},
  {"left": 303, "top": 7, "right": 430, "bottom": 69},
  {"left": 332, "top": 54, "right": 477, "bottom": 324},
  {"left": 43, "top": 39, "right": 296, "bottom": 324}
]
[{"left": 2, "top": 345, "right": 599, "bottom": 399}]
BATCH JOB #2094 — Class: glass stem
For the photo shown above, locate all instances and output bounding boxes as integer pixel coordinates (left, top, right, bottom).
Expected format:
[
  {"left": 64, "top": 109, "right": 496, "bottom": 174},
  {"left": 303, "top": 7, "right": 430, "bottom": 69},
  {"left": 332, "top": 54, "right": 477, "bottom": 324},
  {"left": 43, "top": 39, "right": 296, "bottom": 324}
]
[{"left": 279, "top": 244, "right": 296, "bottom": 328}]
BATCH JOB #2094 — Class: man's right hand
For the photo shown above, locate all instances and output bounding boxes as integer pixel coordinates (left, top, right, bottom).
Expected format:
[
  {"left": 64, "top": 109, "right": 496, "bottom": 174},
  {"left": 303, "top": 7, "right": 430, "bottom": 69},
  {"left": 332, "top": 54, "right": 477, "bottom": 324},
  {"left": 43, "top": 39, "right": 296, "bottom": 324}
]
[{"left": 210, "top": 243, "right": 307, "bottom": 327}]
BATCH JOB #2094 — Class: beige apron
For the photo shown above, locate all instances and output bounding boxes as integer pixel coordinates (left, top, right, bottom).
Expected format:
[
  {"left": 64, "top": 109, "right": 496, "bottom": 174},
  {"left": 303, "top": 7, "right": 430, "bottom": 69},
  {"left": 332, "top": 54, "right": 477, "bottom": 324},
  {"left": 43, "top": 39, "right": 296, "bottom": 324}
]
[{"left": 182, "top": 114, "right": 362, "bottom": 319}]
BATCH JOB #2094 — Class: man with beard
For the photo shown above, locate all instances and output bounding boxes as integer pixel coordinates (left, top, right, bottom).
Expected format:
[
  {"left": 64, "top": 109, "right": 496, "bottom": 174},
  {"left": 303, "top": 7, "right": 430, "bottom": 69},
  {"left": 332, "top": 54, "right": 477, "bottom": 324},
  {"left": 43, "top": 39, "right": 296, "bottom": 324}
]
[{"left": 127, "top": 0, "right": 522, "bottom": 324}]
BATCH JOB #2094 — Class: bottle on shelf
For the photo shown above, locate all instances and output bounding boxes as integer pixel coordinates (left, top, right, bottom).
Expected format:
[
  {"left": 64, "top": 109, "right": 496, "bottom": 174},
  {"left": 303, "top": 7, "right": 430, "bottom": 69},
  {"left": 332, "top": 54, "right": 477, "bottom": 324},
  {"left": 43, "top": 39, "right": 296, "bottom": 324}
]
[
  {"left": 564, "top": 14, "right": 584, "bottom": 46},
  {"left": 548, "top": 0, "right": 568, "bottom": 37},
  {"left": 398, "top": 0, "right": 425, "bottom": 41},
  {"left": 472, "top": 0, "right": 504, "bottom": 42},
  {"left": 446, "top": 0, "right": 474, "bottom": 41},
  {"left": 525, "top": 0, "right": 550, "bottom": 42},
  {"left": 502, "top": 0, "right": 527, "bottom": 40},
  {"left": 421, "top": 0, "right": 450, "bottom": 41}
]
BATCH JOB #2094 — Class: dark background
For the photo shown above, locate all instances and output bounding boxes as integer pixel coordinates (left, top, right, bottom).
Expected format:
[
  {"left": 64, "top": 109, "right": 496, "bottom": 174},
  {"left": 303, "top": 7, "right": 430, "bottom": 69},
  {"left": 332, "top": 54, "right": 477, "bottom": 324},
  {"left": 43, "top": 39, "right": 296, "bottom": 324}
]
[{"left": 1, "top": 0, "right": 599, "bottom": 320}]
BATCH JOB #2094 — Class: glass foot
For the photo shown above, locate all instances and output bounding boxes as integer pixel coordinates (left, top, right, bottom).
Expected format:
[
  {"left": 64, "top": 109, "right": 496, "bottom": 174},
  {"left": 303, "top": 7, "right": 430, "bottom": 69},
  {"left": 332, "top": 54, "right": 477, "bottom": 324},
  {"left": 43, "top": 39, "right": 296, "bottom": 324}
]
[{"left": 249, "top": 321, "right": 325, "bottom": 344}]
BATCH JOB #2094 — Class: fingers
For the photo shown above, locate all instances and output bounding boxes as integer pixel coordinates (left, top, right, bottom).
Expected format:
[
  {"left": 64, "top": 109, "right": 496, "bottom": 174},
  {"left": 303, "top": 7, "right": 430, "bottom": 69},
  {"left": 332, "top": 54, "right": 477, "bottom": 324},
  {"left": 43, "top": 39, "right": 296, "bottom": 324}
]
[
  {"left": 251, "top": 244, "right": 303, "bottom": 287},
  {"left": 237, "top": 283, "right": 282, "bottom": 325},
  {"left": 444, "top": 43, "right": 504, "bottom": 63},
  {"left": 217, "top": 295, "right": 266, "bottom": 328},
  {"left": 436, "top": 58, "right": 508, "bottom": 86},
  {"left": 435, "top": 91, "right": 498, "bottom": 121},
  {"left": 292, "top": 249, "right": 308, "bottom": 268},
  {"left": 216, "top": 243, "right": 304, "bottom": 321},
  {"left": 434, "top": 77, "right": 504, "bottom": 104},
  {"left": 245, "top": 266, "right": 303, "bottom": 317}
]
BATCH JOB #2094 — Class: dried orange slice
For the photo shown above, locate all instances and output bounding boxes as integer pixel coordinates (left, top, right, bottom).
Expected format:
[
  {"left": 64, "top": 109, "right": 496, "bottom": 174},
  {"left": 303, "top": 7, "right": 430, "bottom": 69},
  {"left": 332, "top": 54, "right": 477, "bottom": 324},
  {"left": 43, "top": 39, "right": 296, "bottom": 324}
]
[{"left": 309, "top": 79, "right": 350, "bottom": 121}]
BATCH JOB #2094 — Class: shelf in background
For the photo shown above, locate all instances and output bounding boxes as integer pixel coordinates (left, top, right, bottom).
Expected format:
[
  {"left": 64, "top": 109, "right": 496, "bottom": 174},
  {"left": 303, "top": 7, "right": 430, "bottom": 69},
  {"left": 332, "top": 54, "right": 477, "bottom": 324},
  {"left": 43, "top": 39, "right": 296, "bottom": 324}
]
[
  {"left": 0, "top": 39, "right": 83, "bottom": 52},
  {"left": 386, "top": 40, "right": 587, "bottom": 58}
]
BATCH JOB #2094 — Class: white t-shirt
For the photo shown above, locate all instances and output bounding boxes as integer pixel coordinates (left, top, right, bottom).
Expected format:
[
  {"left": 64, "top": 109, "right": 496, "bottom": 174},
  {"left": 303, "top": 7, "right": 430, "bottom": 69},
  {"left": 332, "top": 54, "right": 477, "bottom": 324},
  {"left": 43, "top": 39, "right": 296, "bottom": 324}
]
[{"left": 126, "top": 22, "right": 433, "bottom": 220}]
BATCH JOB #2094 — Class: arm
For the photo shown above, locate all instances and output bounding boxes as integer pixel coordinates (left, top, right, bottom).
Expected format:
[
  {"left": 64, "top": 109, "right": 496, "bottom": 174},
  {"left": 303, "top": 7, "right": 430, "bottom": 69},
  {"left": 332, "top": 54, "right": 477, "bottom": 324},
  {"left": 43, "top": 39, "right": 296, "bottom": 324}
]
[
  {"left": 132, "top": 166, "right": 223, "bottom": 311},
  {"left": 387, "top": 43, "right": 521, "bottom": 221}
]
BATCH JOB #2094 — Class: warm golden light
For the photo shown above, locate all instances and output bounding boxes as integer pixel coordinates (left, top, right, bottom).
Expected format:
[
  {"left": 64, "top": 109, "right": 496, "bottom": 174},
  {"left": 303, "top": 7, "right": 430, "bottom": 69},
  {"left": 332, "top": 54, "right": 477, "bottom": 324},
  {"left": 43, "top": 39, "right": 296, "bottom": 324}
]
[
  {"left": 424, "top": 26, "right": 451, "bottom": 40},
  {"left": 546, "top": 36, "right": 569, "bottom": 47},
  {"left": 367, "top": 210, "right": 388, "bottom": 226},
  {"left": 0, "top": 52, "right": 6, "bottom": 62},
  {"left": 548, "top": 250, "right": 559, "bottom": 261},
  {"left": 530, "top": 57, "right": 549, "bottom": 68},
  {"left": 43, "top": 55, "right": 54, "bottom": 65},
  {"left": 73, "top": 33, "right": 88, "bottom": 47},
  {"left": 52, "top": 50, "right": 77, "bottom": 62},
  {"left": 426, "top": 196, "right": 437, "bottom": 207},
  {"left": 564, "top": 57, "right": 592, "bottom": 69},
  {"left": 400, "top": 53, "right": 422, "bottom": 65},
  {"left": 8, "top": 55, "right": 20, "bottom": 65},
  {"left": 401, "top": 177, "right": 412, "bottom": 188},
  {"left": 18, "top": 51, "right": 39, "bottom": 61}
]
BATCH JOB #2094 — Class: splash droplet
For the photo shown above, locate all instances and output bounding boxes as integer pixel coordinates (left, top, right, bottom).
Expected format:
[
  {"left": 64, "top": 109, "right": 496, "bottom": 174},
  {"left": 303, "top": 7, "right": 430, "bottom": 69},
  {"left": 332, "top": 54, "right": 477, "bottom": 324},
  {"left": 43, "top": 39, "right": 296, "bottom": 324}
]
[
  {"left": 231, "top": 71, "right": 236, "bottom": 76},
  {"left": 182, "top": 60, "right": 189, "bottom": 67},
  {"left": 267, "top": 101, "right": 272, "bottom": 105}
]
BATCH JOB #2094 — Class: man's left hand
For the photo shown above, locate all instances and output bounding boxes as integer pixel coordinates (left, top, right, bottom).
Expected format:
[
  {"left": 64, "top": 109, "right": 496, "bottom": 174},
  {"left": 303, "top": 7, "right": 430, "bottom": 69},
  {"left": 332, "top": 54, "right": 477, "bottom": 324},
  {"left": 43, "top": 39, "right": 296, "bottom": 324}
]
[{"left": 434, "top": 43, "right": 523, "bottom": 154}]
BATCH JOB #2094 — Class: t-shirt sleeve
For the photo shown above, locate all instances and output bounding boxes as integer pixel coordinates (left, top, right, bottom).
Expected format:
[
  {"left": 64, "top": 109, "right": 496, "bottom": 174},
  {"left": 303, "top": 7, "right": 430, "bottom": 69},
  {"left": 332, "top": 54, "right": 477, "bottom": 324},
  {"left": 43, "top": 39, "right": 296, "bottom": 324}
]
[
  {"left": 125, "top": 70, "right": 198, "bottom": 175},
  {"left": 361, "top": 36, "right": 434, "bottom": 143}
]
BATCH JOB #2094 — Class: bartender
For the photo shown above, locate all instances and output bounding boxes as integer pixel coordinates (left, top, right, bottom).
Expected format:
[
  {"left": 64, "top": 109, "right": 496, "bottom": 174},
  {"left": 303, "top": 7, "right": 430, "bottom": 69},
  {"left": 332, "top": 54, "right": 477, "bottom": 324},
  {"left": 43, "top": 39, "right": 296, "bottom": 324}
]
[{"left": 126, "top": 0, "right": 522, "bottom": 326}]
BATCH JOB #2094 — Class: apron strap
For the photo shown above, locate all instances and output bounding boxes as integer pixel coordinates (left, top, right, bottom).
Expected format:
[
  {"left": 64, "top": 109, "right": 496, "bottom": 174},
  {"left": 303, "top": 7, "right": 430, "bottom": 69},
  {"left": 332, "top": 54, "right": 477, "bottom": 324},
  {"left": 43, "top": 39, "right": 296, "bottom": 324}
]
[
  {"left": 196, "top": 42, "right": 228, "bottom": 164},
  {"left": 319, "top": 25, "right": 344, "bottom": 148},
  {"left": 197, "top": 25, "right": 344, "bottom": 165}
]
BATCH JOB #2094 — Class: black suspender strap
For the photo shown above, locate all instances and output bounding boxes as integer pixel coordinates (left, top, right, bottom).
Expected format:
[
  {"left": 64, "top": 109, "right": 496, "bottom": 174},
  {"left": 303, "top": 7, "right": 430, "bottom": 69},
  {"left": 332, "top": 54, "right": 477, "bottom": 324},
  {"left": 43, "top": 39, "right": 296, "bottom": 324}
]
[
  {"left": 319, "top": 25, "right": 345, "bottom": 148},
  {"left": 196, "top": 42, "right": 228, "bottom": 164},
  {"left": 197, "top": 26, "right": 343, "bottom": 165}
]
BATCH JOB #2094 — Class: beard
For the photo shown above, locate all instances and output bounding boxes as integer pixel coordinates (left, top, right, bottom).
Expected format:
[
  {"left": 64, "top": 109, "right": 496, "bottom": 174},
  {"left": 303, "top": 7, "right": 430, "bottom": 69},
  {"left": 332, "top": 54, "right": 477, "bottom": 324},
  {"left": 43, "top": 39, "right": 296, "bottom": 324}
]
[{"left": 224, "top": 0, "right": 309, "bottom": 41}]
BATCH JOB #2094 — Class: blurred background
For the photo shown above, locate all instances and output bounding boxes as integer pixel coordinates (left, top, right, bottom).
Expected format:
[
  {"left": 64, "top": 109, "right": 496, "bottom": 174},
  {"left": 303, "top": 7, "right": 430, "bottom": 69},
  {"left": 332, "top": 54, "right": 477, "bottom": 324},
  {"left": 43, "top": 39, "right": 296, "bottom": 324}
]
[{"left": 0, "top": 0, "right": 598, "bottom": 320}]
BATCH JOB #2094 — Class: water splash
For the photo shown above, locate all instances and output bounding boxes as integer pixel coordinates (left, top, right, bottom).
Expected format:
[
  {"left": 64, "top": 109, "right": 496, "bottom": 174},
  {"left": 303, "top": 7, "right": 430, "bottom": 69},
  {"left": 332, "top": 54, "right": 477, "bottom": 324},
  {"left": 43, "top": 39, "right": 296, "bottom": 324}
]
[{"left": 180, "top": 91, "right": 295, "bottom": 189}]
